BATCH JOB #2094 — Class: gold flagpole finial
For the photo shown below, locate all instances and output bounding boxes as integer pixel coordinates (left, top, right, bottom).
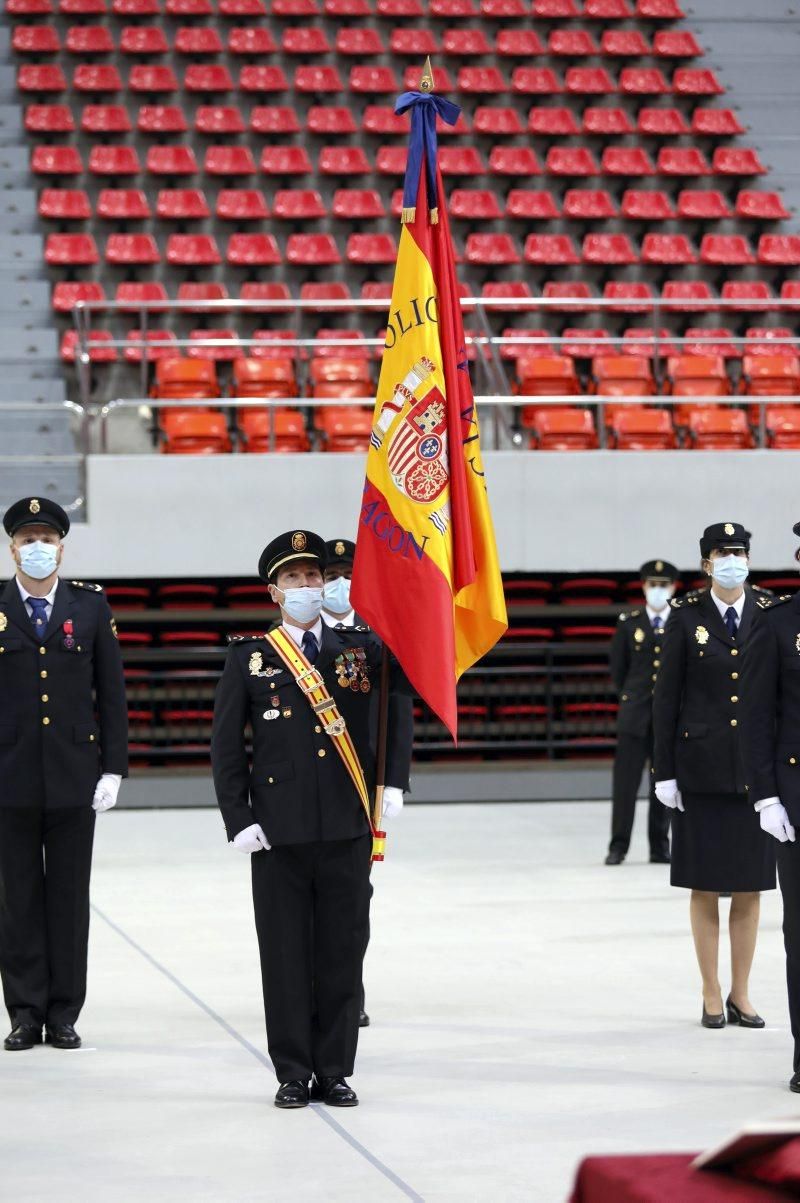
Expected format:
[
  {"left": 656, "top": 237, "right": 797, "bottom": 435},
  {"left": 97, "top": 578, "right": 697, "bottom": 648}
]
[{"left": 420, "top": 56, "right": 435, "bottom": 92}]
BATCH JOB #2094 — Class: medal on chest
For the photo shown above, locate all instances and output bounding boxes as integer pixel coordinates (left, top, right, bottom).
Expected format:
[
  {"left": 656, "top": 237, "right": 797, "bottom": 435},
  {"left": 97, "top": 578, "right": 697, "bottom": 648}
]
[
  {"left": 335, "top": 648, "right": 371, "bottom": 694},
  {"left": 63, "top": 619, "right": 75, "bottom": 650}
]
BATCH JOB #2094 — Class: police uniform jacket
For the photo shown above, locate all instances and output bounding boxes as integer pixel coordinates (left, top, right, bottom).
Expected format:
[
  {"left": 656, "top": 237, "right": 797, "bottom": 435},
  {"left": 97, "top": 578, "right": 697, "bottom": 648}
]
[
  {"left": 742, "top": 592, "right": 800, "bottom": 823},
  {"left": 211, "top": 622, "right": 413, "bottom": 845},
  {"left": 0, "top": 577, "right": 128, "bottom": 808},
  {"left": 653, "top": 586, "right": 774, "bottom": 795},
  {"left": 610, "top": 609, "right": 667, "bottom": 738}
]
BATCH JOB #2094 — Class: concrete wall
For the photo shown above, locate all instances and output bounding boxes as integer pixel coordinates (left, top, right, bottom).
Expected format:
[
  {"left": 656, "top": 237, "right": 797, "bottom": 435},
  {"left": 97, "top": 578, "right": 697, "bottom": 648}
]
[{"left": 55, "top": 450, "right": 800, "bottom": 579}]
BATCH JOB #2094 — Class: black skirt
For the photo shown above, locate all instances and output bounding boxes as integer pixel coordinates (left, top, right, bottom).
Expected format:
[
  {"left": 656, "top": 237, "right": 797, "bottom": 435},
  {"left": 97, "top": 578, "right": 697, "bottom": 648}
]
[{"left": 670, "top": 791, "right": 777, "bottom": 892}]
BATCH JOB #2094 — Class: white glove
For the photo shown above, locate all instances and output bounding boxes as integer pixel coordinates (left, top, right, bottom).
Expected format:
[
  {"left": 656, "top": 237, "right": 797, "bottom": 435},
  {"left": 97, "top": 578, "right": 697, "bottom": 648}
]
[
  {"left": 655, "top": 779, "right": 684, "bottom": 812},
  {"left": 92, "top": 773, "right": 122, "bottom": 812},
  {"left": 758, "top": 800, "right": 796, "bottom": 843},
  {"left": 382, "top": 786, "right": 404, "bottom": 819},
  {"left": 232, "top": 823, "right": 271, "bottom": 853}
]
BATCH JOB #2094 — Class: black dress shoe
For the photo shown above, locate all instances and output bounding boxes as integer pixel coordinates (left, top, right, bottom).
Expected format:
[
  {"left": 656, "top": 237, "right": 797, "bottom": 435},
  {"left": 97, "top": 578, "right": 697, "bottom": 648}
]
[
  {"left": 310, "top": 1076, "right": 359, "bottom": 1107},
  {"left": 274, "top": 1080, "right": 309, "bottom": 1109},
  {"left": 359, "top": 1008, "right": 370, "bottom": 1028},
  {"left": 4, "top": 1024, "right": 42, "bottom": 1051},
  {"left": 726, "top": 997, "right": 766, "bottom": 1029},
  {"left": 701, "top": 1005, "right": 726, "bottom": 1029},
  {"left": 604, "top": 850, "right": 625, "bottom": 865},
  {"left": 649, "top": 853, "right": 671, "bottom": 864},
  {"left": 790, "top": 1071, "right": 800, "bottom": 1093},
  {"left": 45, "top": 1024, "right": 81, "bottom": 1050}
]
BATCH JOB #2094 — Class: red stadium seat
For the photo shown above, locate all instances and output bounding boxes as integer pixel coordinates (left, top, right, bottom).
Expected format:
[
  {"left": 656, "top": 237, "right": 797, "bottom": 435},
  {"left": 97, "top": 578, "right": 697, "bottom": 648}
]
[
  {"left": 561, "top": 329, "right": 615, "bottom": 359},
  {"left": 177, "top": 282, "right": 230, "bottom": 312},
  {"left": 174, "top": 27, "right": 224, "bottom": 55},
  {"left": 18, "top": 66, "right": 67, "bottom": 94},
  {"left": 220, "top": 0, "right": 267, "bottom": 10},
  {"left": 166, "top": 234, "right": 221, "bottom": 266},
  {"left": 543, "top": 281, "right": 595, "bottom": 312},
  {"left": 184, "top": 65, "right": 234, "bottom": 93},
  {"left": 234, "top": 357, "right": 298, "bottom": 399},
  {"left": 482, "top": 281, "right": 536, "bottom": 311},
  {"left": 691, "top": 108, "right": 744, "bottom": 136},
  {"left": 640, "top": 232, "right": 697, "bottom": 264},
  {"left": 450, "top": 190, "right": 504, "bottom": 220},
  {"left": 25, "top": 105, "right": 75, "bottom": 133},
  {"left": 156, "top": 189, "right": 210, "bottom": 220},
  {"left": 250, "top": 107, "right": 301, "bottom": 135},
  {"left": 349, "top": 67, "right": 399, "bottom": 94},
  {"left": 114, "top": 0, "right": 160, "bottom": 13},
  {"left": 781, "top": 281, "right": 800, "bottom": 304},
  {"left": 227, "top": 233, "right": 283, "bottom": 265},
  {"left": 105, "top": 233, "right": 161, "bottom": 265},
  {"left": 205, "top": 146, "right": 257, "bottom": 176},
  {"left": 495, "top": 31, "right": 546, "bottom": 58},
  {"left": 362, "top": 106, "right": 406, "bottom": 135},
  {"left": 505, "top": 190, "right": 561, "bottom": 219},
  {"left": 500, "top": 329, "right": 553, "bottom": 360},
  {"left": 546, "top": 147, "right": 598, "bottom": 176},
  {"left": 120, "top": 27, "right": 169, "bottom": 55},
  {"left": 743, "top": 328, "right": 795, "bottom": 355},
  {"left": 712, "top": 147, "right": 766, "bottom": 176},
  {"left": 687, "top": 408, "right": 753, "bottom": 450},
  {"left": 602, "top": 147, "right": 655, "bottom": 175},
  {"left": 167, "top": 0, "right": 214, "bottom": 11},
  {"left": 603, "top": 282, "right": 654, "bottom": 313},
  {"left": 146, "top": 145, "right": 198, "bottom": 175},
  {"left": 721, "top": 281, "right": 774, "bottom": 312},
  {"left": 38, "top": 189, "right": 92, "bottom": 221},
  {"left": 319, "top": 146, "right": 372, "bottom": 175},
  {"left": 673, "top": 68, "right": 723, "bottom": 96},
  {"left": 676, "top": 189, "right": 732, "bottom": 219},
  {"left": 564, "top": 189, "right": 618, "bottom": 219},
  {"left": 622, "top": 328, "right": 679, "bottom": 359},
  {"left": 116, "top": 281, "right": 168, "bottom": 310},
  {"left": 511, "top": 67, "right": 563, "bottom": 95},
  {"left": 523, "top": 234, "right": 580, "bottom": 265},
  {"left": 154, "top": 358, "right": 220, "bottom": 400},
  {"left": 124, "top": 330, "right": 179, "bottom": 363},
  {"left": 239, "top": 66, "right": 290, "bottom": 93},
  {"left": 81, "top": 105, "right": 131, "bottom": 134},
  {"left": 585, "top": 0, "right": 634, "bottom": 12},
  {"left": 272, "top": 190, "right": 327, "bottom": 222},
  {"left": 8, "top": 0, "right": 54, "bottom": 10},
  {"left": 216, "top": 189, "right": 270, "bottom": 221},
  {"left": 683, "top": 328, "right": 739, "bottom": 358},
  {"left": 637, "top": 107, "right": 689, "bottom": 136},
  {"left": 307, "top": 106, "right": 358, "bottom": 135},
  {"left": 188, "top": 330, "right": 243, "bottom": 361},
  {"left": 600, "top": 30, "right": 649, "bottom": 55},
  {"left": 194, "top": 107, "right": 245, "bottom": 136},
  {"left": 594, "top": 356, "right": 655, "bottom": 395},
  {"left": 457, "top": 67, "right": 507, "bottom": 93},
  {"left": 65, "top": 26, "right": 115, "bottom": 55},
  {"left": 758, "top": 236, "right": 800, "bottom": 265},
  {"left": 654, "top": 30, "right": 702, "bottom": 57},
  {"left": 61, "top": 330, "right": 117, "bottom": 363},
  {"left": 611, "top": 409, "right": 676, "bottom": 450},
  {"left": 529, "top": 409, "right": 598, "bottom": 451},
  {"left": 300, "top": 282, "right": 352, "bottom": 311},
  {"left": 336, "top": 27, "right": 385, "bottom": 55},
  {"left": 533, "top": 0, "right": 579, "bottom": 13},
  {"left": 657, "top": 147, "right": 710, "bottom": 175},
  {"left": 465, "top": 233, "right": 521, "bottom": 264},
  {"left": 137, "top": 106, "right": 188, "bottom": 133},
  {"left": 53, "top": 281, "right": 106, "bottom": 312},
  {"left": 736, "top": 191, "right": 791, "bottom": 220},
  {"left": 376, "top": 146, "right": 408, "bottom": 175},
  {"left": 443, "top": 29, "right": 492, "bottom": 56},
  {"left": 285, "top": 233, "right": 341, "bottom": 265},
  {"left": 163, "top": 413, "right": 231, "bottom": 455},
  {"left": 89, "top": 145, "right": 141, "bottom": 175},
  {"left": 260, "top": 146, "right": 313, "bottom": 175},
  {"left": 619, "top": 68, "right": 671, "bottom": 95},
  {"left": 129, "top": 66, "right": 178, "bottom": 93},
  {"left": 45, "top": 234, "right": 99, "bottom": 266},
  {"left": 668, "top": 355, "right": 730, "bottom": 396},
  {"left": 295, "top": 65, "right": 345, "bottom": 92},
  {"left": 582, "top": 234, "right": 638, "bottom": 264},
  {"left": 661, "top": 280, "right": 715, "bottom": 312},
  {"left": 528, "top": 107, "right": 580, "bottom": 136},
  {"left": 582, "top": 107, "right": 634, "bottom": 135},
  {"left": 700, "top": 235, "right": 755, "bottom": 265},
  {"left": 313, "top": 329, "right": 371, "bottom": 359},
  {"left": 346, "top": 233, "right": 397, "bottom": 263},
  {"left": 549, "top": 29, "right": 598, "bottom": 56},
  {"left": 565, "top": 67, "right": 616, "bottom": 95},
  {"left": 620, "top": 189, "right": 675, "bottom": 219},
  {"left": 438, "top": 146, "right": 485, "bottom": 175},
  {"left": 97, "top": 189, "right": 152, "bottom": 220},
  {"left": 489, "top": 147, "right": 541, "bottom": 175},
  {"left": 32, "top": 145, "right": 83, "bottom": 175},
  {"left": 227, "top": 28, "right": 277, "bottom": 55}
]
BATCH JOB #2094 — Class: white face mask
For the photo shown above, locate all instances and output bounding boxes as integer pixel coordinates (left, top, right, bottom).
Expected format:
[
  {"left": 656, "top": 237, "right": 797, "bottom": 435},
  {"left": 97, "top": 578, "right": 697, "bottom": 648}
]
[
  {"left": 17, "top": 541, "right": 59, "bottom": 580},
  {"left": 645, "top": 585, "right": 671, "bottom": 611},
  {"left": 279, "top": 586, "right": 324, "bottom": 625},
  {"left": 711, "top": 555, "right": 749, "bottom": 590},
  {"left": 323, "top": 576, "right": 351, "bottom": 615}
]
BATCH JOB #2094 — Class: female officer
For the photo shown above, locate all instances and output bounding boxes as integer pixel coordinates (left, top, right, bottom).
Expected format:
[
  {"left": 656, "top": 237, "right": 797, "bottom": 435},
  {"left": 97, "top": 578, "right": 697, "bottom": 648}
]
[{"left": 653, "top": 522, "right": 777, "bottom": 1029}]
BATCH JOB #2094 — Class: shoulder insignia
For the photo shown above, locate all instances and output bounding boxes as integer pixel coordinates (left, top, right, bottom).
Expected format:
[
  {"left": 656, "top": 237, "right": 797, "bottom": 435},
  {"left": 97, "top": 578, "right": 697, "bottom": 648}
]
[
  {"left": 765, "top": 594, "right": 793, "bottom": 610},
  {"left": 617, "top": 611, "right": 628, "bottom": 623},
  {"left": 355, "top": 625, "right": 368, "bottom": 632},
  {"left": 70, "top": 580, "right": 103, "bottom": 593},
  {"left": 669, "top": 596, "right": 685, "bottom": 609},
  {"left": 227, "top": 633, "right": 268, "bottom": 645}
]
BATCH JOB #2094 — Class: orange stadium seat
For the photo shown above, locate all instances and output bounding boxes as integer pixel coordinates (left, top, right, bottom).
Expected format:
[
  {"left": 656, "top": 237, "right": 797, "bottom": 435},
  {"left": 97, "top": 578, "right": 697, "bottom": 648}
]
[
  {"left": 687, "top": 408, "right": 754, "bottom": 450},
  {"left": 163, "top": 412, "right": 231, "bottom": 455},
  {"left": 153, "top": 358, "right": 220, "bottom": 400},
  {"left": 239, "top": 410, "right": 310, "bottom": 453},
  {"left": 610, "top": 409, "right": 677, "bottom": 450}
]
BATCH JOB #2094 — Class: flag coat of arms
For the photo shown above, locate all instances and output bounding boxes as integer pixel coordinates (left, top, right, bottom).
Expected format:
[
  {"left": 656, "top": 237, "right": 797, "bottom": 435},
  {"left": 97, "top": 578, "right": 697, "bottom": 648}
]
[{"left": 351, "top": 70, "right": 508, "bottom": 739}]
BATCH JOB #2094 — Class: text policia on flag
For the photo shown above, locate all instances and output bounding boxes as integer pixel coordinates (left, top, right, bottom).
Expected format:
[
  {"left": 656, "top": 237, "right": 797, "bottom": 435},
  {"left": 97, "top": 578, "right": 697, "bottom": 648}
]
[{"left": 351, "top": 68, "right": 508, "bottom": 740}]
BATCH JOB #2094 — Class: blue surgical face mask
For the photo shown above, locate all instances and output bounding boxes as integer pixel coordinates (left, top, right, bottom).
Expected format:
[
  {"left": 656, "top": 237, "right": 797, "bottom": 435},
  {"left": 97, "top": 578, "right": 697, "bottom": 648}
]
[
  {"left": 711, "top": 554, "right": 749, "bottom": 590},
  {"left": 323, "top": 576, "right": 351, "bottom": 615},
  {"left": 645, "top": 585, "right": 671, "bottom": 611},
  {"left": 18, "top": 541, "right": 59, "bottom": 581},
  {"left": 279, "top": 586, "right": 324, "bottom": 625}
]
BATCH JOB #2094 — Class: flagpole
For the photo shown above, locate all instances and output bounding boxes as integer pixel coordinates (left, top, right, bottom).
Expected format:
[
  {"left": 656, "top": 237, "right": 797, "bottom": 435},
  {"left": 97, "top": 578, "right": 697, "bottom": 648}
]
[{"left": 372, "top": 644, "right": 391, "bottom": 835}]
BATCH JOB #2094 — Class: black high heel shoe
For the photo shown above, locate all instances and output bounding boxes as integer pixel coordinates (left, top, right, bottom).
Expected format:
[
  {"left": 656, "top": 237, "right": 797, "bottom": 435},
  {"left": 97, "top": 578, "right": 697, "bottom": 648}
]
[
  {"left": 701, "top": 1004, "right": 725, "bottom": 1029},
  {"left": 726, "top": 996, "right": 765, "bottom": 1029}
]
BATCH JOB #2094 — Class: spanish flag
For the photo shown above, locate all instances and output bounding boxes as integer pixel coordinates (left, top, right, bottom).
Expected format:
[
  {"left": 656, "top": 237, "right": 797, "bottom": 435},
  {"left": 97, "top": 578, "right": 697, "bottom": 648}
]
[{"left": 351, "top": 71, "right": 508, "bottom": 740}]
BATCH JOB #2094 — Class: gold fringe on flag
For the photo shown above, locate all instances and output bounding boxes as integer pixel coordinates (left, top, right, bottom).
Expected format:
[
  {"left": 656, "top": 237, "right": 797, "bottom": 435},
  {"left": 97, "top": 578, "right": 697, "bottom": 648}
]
[
  {"left": 401, "top": 207, "right": 416, "bottom": 224},
  {"left": 430, "top": 207, "right": 439, "bottom": 224}
]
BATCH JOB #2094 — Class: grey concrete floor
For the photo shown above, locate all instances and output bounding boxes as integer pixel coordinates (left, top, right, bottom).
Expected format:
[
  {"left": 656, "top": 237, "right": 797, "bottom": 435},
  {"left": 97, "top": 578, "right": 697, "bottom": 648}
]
[{"left": 1, "top": 800, "right": 798, "bottom": 1203}]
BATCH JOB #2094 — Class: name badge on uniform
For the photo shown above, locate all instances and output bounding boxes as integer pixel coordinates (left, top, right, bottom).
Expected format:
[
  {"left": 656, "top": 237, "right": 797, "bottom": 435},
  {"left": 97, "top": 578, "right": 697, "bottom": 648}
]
[
  {"left": 263, "top": 709, "right": 280, "bottom": 721},
  {"left": 695, "top": 625, "right": 709, "bottom": 645}
]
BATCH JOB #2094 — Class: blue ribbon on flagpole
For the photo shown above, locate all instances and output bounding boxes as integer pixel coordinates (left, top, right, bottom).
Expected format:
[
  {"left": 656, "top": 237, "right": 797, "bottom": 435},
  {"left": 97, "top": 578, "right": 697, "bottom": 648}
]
[{"left": 394, "top": 91, "right": 461, "bottom": 222}]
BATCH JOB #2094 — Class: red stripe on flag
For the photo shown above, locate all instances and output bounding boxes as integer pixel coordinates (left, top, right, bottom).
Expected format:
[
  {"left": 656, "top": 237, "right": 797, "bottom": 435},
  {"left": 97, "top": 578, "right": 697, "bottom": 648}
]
[{"left": 351, "top": 479, "right": 458, "bottom": 740}]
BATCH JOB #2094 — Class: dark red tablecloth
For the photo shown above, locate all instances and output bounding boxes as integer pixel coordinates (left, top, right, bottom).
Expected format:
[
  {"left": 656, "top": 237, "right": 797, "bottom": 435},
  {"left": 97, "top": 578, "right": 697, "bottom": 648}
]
[{"left": 570, "top": 1155, "right": 790, "bottom": 1202}]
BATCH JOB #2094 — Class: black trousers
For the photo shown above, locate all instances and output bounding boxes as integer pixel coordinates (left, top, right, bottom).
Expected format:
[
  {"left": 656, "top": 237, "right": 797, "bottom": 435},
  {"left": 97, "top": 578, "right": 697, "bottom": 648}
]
[
  {"left": 609, "top": 731, "right": 671, "bottom": 857},
  {"left": 0, "top": 806, "right": 96, "bottom": 1028},
  {"left": 777, "top": 840, "right": 800, "bottom": 1071},
  {"left": 251, "top": 833, "right": 372, "bottom": 1083}
]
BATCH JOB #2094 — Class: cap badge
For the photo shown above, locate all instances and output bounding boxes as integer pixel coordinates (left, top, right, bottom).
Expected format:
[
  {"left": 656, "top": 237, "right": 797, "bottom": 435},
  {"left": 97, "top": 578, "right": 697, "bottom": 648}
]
[
  {"left": 291, "top": 531, "right": 307, "bottom": 552},
  {"left": 249, "top": 650, "right": 264, "bottom": 676},
  {"left": 29, "top": 499, "right": 40, "bottom": 514},
  {"left": 335, "top": 541, "right": 346, "bottom": 557},
  {"left": 634, "top": 628, "right": 645, "bottom": 644},
  {"left": 655, "top": 560, "right": 663, "bottom": 572},
  {"left": 695, "top": 625, "right": 709, "bottom": 645},
  {"left": 724, "top": 523, "right": 735, "bottom": 536}
]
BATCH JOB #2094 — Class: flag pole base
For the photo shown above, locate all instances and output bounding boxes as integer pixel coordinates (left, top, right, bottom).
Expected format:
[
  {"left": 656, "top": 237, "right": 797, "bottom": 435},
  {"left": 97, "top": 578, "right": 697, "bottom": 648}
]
[{"left": 372, "top": 831, "right": 387, "bottom": 862}]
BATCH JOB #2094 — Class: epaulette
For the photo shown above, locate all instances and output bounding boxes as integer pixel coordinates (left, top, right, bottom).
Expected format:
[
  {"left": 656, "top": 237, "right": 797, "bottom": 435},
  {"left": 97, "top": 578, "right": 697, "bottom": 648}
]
[
  {"left": 227, "top": 633, "right": 268, "bottom": 644},
  {"left": 355, "top": 625, "right": 368, "bottom": 632},
  {"left": 670, "top": 590, "right": 703, "bottom": 609},
  {"left": 618, "top": 608, "right": 640, "bottom": 623},
  {"left": 69, "top": 580, "right": 103, "bottom": 593},
  {"left": 762, "top": 593, "right": 793, "bottom": 610}
]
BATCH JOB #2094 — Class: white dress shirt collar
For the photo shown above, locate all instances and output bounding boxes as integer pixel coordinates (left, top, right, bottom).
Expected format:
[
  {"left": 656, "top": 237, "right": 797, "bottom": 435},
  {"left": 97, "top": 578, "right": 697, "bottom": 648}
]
[
  {"left": 709, "top": 588, "right": 746, "bottom": 621},
  {"left": 281, "top": 617, "right": 323, "bottom": 650},
  {"left": 321, "top": 608, "right": 355, "bottom": 628},
  {"left": 645, "top": 605, "right": 668, "bottom": 628},
  {"left": 16, "top": 577, "right": 58, "bottom": 609}
]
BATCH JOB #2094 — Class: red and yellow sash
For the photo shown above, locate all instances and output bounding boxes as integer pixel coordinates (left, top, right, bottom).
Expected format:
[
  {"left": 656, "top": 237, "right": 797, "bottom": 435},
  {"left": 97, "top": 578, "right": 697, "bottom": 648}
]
[{"left": 265, "top": 627, "right": 386, "bottom": 862}]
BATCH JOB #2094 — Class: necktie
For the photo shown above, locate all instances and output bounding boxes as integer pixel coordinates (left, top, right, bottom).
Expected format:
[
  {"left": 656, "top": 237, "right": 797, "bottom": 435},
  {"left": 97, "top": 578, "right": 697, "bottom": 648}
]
[
  {"left": 725, "top": 606, "right": 738, "bottom": 638},
  {"left": 28, "top": 597, "right": 48, "bottom": 641},
  {"left": 651, "top": 615, "right": 662, "bottom": 632},
  {"left": 301, "top": 630, "right": 318, "bottom": 664}
]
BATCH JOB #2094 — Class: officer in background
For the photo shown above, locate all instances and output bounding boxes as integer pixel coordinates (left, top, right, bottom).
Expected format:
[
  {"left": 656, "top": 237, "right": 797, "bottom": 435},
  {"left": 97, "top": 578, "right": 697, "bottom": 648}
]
[
  {"left": 0, "top": 497, "right": 128, "bottom": 1052},
  {"left": 211, "top": 530, "right": 412, "bottom": 1110},
  {"left": 322, "top": 537, "right": 413, "bottom": 1026},
  {"left": 605, "top": 560, "right": 678, "bottom": 866},
  {"left": 654, "top": 522, "right": 776, "bottom": 1029},
  {"left": 742, "top": 519, "right": 800, "bottom": 1091}
]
